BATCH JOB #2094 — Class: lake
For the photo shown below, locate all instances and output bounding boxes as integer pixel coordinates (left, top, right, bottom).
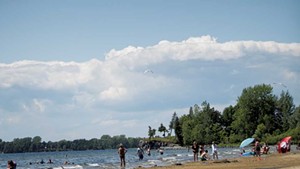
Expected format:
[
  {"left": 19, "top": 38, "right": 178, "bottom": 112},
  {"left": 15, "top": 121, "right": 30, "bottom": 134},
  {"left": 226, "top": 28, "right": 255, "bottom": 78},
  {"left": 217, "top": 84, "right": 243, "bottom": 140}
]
[{"left": 0, "top": 146, "right": 280, "bottom": 169}]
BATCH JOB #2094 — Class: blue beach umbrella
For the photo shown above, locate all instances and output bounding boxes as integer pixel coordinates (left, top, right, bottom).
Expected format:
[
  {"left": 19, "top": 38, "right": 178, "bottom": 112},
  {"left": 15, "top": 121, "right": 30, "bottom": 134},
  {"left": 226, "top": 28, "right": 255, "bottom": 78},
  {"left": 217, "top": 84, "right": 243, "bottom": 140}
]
[{"left": 240, "top": 138, "right": 255, "bottom": 148}]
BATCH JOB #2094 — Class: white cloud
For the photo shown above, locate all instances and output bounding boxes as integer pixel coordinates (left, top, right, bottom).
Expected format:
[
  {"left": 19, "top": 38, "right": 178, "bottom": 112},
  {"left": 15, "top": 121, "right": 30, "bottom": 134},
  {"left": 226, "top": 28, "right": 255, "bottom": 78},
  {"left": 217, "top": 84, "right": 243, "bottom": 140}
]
[
  {"left": 0, "top": 35, "right": 299, "bottom": 141},
  {"left": 105, "top": 35, "right": 300, "bottom": 68},
  {"left": 282, "top": 69, "right": 298, "bottom": 80},
  {"left": 6, "top": 115, "right": 21, "bottom": 125},
  {"left": 1, "top": 36, "right": 299, "bottom": 92},
  {"left": 99, "top": 87, "right": 128, "bottom": 100}
]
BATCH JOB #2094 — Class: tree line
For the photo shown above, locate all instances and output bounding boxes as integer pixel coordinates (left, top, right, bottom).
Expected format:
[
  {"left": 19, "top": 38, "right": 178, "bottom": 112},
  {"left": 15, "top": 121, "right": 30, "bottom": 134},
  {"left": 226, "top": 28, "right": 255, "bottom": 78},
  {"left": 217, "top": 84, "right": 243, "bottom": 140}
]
[
  {"left": 0, "top": 135, "right": 142, "bottom": 153},
  {"left": 164, "top": 84, "right": 300, "bottom": 146}
]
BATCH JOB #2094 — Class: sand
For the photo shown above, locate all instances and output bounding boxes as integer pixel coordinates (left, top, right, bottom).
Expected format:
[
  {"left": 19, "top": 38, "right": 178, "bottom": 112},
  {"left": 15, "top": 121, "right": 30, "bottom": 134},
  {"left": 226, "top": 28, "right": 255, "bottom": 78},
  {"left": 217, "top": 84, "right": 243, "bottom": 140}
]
[{"left": 140, "top": 152, "right": 300, "bottom": 169}]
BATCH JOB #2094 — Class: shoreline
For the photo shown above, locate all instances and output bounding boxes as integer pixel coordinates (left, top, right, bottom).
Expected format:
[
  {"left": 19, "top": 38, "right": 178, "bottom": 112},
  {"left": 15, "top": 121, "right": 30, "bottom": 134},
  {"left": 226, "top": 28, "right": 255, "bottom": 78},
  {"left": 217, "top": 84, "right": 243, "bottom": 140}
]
[{"left": 138, "top": 151, "right": 300, "bottom": 169}]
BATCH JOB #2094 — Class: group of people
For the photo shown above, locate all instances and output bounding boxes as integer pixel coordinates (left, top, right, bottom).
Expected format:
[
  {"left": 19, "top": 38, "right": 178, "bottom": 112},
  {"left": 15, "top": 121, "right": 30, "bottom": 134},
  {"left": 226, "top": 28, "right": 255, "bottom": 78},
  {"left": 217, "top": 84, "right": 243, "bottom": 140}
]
[
  {"left": 191, "top": 141, "right": 218, "bottom": 162},
  {"left": 117, "top": 143, "right": 165, "bottom": 168},
  {"left": 28, "top": 159, "right": 54, "bottom": 165},
  {"left": 241, "top": 140, "right": 270, "bottom": 157}
]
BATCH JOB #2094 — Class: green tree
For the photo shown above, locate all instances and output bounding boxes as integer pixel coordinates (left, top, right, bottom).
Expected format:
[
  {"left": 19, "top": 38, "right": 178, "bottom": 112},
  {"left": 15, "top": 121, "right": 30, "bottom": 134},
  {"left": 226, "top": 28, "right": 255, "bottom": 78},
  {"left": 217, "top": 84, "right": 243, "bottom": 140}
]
[
  {"left": 276, "top": 91, "right": 295, "bottom": 131},
  {"left": 197, "top": 101, "right": 222, "bottom": 144},
  {"left": 188, "top": 106, "right": 194, "bottom": 117},
  {"left": 252, "top": 123, "right": 266, "bottom": 139},
  {"left": 158, "top": 123, "right": 168, "bottom": 137},
  {"left": 290, "top": 105, "right": 300, "bottom": 128},
  {"left": 231, "top": 84, "right": 276, "bottom": 140},
  {"left": 169, "top": 112, "right": 177, "bottom": 136},
  {"left": 148, "top": 126, "right": 156, "bottom": 139},
  {"left": 30, "top": 136, "right": 42, "bottom": 152},
  {"left": 174, "top": 116, "right": 183, "bottom": 145},
  {"left": 221, "top": 105, "right": 236, "bottom": 142},
  {"left": 100, "top": 135, "right": 112, "bottom": 149},
  {"left": 181, "top": 114, "right": 194, "bottom": 145}
]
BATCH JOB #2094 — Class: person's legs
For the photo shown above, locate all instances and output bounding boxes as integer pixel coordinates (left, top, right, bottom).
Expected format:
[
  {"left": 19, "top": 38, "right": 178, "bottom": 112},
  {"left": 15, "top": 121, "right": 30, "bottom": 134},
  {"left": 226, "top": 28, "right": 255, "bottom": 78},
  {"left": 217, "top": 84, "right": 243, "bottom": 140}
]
[
  {"left": 120, "top": 156, "right": 125, "bottom": 167},
  {"left": 120, "top": 156, "right": 123, "bottom": 167},
  {"left": 123, "top": 157, "right": 126, "bottom": 167}
]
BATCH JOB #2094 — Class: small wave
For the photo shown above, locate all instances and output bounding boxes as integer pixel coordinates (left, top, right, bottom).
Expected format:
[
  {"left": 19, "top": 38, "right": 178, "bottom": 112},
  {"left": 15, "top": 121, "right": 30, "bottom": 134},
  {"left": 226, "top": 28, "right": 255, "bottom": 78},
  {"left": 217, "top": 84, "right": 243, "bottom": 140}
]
[
  {"left": 232, "top": 149, "right": 241, "bottom": 152},
  {"left": 162, "top": 157, "right": 176, "bottom": 161},
  {"left": 87, "top": 163, "right": 100, "bottom": 167},
  {"left": 59, "top": 165, "right": 83, "bottom": 169}
]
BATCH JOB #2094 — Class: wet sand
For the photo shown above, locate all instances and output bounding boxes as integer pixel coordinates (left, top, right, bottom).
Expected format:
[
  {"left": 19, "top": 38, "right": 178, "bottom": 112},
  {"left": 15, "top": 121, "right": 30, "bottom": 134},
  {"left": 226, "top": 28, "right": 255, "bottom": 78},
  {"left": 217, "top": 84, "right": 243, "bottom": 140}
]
[{"left": 143, "top": 152, "right": 300, "bottom": 169}]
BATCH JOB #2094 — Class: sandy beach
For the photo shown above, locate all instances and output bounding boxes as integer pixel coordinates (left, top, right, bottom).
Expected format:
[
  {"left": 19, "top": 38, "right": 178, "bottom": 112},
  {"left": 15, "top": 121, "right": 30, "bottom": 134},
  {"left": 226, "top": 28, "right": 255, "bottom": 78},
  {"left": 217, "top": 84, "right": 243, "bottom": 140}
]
[{"left": 143, "top": 152, "right": 300, "bottom": 169}]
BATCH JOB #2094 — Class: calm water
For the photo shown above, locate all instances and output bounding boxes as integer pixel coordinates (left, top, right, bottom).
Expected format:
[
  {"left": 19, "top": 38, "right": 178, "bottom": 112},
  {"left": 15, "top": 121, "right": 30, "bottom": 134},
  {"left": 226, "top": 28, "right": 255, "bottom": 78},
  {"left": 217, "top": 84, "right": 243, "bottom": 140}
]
[{"left": 0, "top": 146, "right": 280, "bottom": 169}]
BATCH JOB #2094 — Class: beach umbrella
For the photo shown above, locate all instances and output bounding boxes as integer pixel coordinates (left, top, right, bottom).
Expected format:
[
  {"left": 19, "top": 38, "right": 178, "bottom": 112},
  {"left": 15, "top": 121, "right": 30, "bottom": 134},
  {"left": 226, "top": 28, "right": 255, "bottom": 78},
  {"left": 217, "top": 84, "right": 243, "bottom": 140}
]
[
  {"left": 240, "top": 138, "right": 255, "bottom": 148},
  {"left": 281, "top": 136, "right": 292, "bottom": 143},
  {"left": 278, "top": 136, "right": 292, "bottom": 153}
]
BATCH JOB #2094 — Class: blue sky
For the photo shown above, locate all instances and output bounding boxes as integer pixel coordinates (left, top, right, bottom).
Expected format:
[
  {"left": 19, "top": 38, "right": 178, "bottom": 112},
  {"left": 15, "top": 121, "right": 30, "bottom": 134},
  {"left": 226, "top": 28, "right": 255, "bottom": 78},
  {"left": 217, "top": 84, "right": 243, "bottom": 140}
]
[{"left": 0, "top": 0, "right": 299, "bottom": 141}]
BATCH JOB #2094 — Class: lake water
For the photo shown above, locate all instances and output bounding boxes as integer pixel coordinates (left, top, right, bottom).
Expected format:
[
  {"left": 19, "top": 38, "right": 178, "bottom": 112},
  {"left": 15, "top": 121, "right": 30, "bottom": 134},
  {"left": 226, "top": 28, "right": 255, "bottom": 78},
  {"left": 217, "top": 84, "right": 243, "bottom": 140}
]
[{"left": 0, "top": 146, "right": 280, "bottom": 169}]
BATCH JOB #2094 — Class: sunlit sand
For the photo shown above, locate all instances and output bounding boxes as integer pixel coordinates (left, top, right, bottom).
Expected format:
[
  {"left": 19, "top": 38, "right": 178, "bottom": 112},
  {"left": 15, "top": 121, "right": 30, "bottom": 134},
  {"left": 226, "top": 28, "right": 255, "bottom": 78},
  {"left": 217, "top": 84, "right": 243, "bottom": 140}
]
[{"left": 142, "top": 152, "right": 300, "bottom": 169}]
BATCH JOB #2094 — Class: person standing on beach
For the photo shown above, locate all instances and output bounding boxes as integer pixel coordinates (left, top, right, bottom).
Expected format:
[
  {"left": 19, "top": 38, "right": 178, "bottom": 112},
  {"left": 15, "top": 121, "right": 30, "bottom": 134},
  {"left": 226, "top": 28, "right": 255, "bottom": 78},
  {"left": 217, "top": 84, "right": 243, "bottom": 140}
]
[
  {"left": 118, "top": 143, "right": 127, "bottom": 168},
  {"left": 254, "top": 140, "right": 261, "bottom": 159},
  {"left": 192, "top": 141, "right": 199, "bottom": 161},
  {"left": 211, "top": 141, "right": 218, "bottom": 160}
]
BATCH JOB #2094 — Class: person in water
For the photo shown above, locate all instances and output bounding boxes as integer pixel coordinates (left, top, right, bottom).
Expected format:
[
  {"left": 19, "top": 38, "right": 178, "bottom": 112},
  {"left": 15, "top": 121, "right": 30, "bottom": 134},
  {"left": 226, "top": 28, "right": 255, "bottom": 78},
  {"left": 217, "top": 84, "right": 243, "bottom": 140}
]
[
  {"left": 118, "top": 143, "right": 127, "bottom": 167},
  {"left": 147, "top": 148, "right": 151, "bottom": 156},
  {"left": 159, "top": 148, "right": 164, "bottom": 155},
  {"left": 192, "top": 141, "right": 199, "bottom": 161},
  {"left": 137, "top": 147, "right": 144, "bottom": 160},
  {"left": 7, "top": 160, "right": 17, "bottom": 169}
]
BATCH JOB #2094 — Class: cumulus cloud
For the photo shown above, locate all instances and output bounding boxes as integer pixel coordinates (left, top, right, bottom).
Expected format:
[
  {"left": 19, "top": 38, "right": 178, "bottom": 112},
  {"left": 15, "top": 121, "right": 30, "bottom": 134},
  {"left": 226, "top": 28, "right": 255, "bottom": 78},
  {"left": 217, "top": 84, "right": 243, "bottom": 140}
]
[
  {"left": 105, "top": 35, "right": 300, "bottom": 68},
  {"left": 22, "top": 99, "right": 50, "bottom": 113},
  {"left": 1, "top": 35, "right": 299, "bottom": 91},
  {"left": 0, "top": 35, "right": 299, "bottom": 140},
  {"left": 99, "top": 87, "right": 128, "bottom": 100},
  {"left": 282, "top": 69, "right": 298, "bottom": 81}
]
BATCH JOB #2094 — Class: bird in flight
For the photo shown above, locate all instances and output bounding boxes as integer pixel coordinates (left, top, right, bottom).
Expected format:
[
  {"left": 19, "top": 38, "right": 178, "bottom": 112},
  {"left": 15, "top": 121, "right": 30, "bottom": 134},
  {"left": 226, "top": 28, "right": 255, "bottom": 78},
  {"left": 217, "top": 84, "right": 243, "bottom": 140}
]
[
  {"left": 273, "top": 82, "right": 287, "bottom": 88},
  {"left": 144, "top": 69, "right": 154, "bottom": 74}
]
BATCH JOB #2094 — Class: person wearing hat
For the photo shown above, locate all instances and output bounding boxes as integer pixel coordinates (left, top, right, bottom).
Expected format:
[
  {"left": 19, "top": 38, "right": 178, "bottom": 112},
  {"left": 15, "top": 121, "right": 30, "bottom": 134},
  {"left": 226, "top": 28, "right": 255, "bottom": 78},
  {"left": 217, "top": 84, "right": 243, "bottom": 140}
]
[{"left": 118, "top": 143, "right": 127, "bottom": 167}]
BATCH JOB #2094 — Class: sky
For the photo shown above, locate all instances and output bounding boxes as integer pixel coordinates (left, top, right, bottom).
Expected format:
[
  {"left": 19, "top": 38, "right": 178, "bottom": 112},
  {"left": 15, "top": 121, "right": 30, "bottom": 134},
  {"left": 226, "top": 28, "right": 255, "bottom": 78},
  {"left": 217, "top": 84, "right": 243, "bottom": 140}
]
[{"left": 0, "top": 0, "right": 299, "bottom": 142}]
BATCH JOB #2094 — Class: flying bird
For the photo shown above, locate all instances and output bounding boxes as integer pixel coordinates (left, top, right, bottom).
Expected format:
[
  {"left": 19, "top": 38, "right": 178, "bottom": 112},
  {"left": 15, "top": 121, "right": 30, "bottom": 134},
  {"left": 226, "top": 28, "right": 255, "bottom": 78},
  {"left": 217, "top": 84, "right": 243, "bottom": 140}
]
[
  {"left": 273, "top": 82, "right": 287, "bottom": 88},
  {"left": 144, "top": 69, "right": 154, "bottom": 74}
]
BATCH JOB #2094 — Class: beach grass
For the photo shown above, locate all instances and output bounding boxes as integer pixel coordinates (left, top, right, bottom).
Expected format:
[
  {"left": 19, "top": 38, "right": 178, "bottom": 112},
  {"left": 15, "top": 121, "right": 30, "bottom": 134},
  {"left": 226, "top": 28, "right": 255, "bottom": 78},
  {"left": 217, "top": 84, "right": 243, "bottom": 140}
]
[{"left": 142, "top": 152, "right": 300, "bottom": 169}]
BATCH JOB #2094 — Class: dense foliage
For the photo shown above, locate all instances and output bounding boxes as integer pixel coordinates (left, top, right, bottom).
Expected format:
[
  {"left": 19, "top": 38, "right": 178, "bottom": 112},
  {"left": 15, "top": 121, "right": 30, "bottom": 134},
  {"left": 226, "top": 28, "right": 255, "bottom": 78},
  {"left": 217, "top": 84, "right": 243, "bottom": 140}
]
[
  {"left": 169, "top": 84, "right": 300, "bottom": 146},
  {"left": 0, "top": 135, "right": 141, "bottom": 153}
]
